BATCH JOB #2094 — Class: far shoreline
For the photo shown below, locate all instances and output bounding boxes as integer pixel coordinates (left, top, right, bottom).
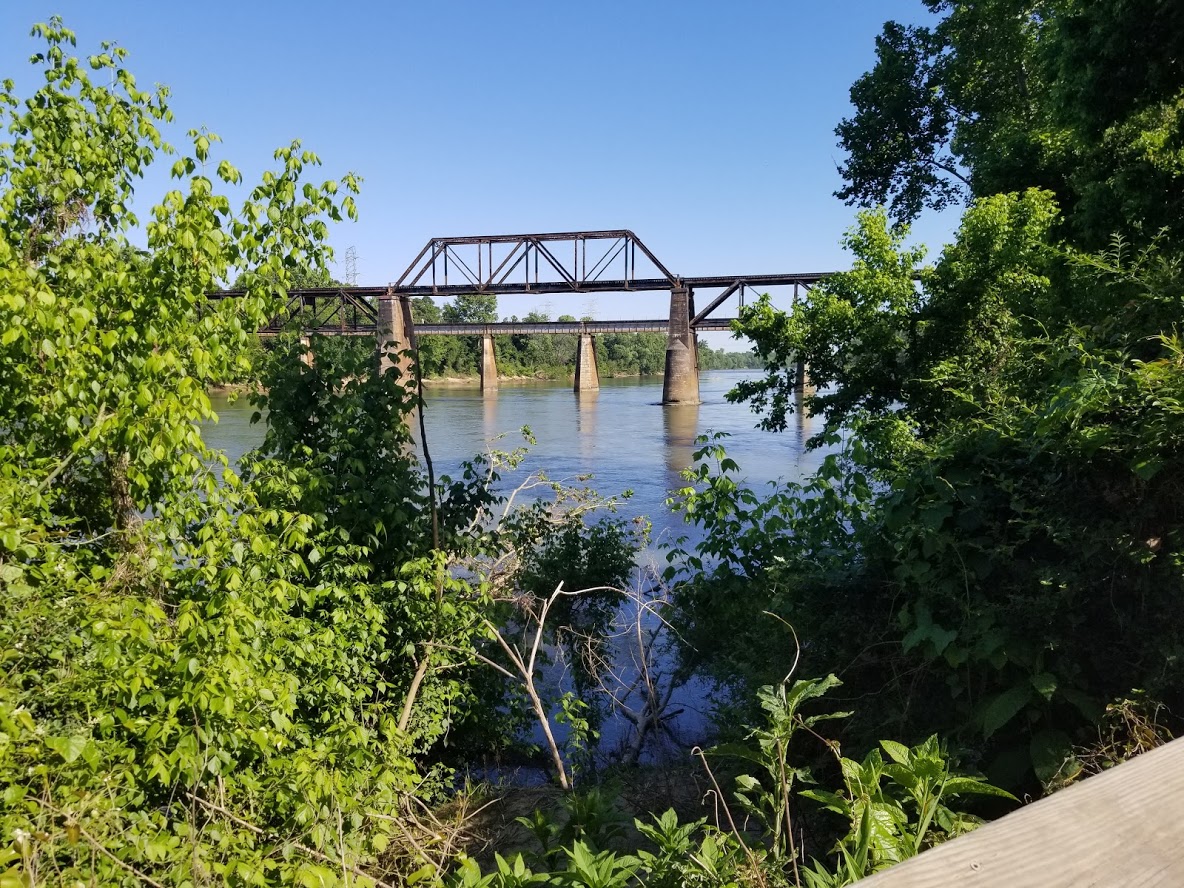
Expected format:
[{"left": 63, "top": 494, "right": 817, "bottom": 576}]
[{"left": 209, "top": 368, "right": 757, "bottom": 394}]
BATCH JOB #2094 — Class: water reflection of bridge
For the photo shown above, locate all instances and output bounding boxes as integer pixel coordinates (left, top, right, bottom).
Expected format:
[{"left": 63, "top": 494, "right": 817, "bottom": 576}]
[{"left": 210, "top": 230, "right": 832, "bottom": 405}]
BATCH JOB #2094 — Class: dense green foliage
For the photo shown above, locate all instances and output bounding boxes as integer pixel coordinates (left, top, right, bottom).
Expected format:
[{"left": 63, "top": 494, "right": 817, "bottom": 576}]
[
  {"left": 0, "top": 24, "right": 642, "bottom": 884},
  {"left": 450, "top": 676, "right": 1012, "bottom": 887},
  {"left": 836, "top": 0, "right": 1184, "bottom": 248},
  {"left": 673, "top": 0, "right": 1184, "bottom": 791}
]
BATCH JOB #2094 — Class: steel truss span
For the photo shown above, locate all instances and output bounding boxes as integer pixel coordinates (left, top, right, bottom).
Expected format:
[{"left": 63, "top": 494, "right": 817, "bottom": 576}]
[{"left": 207, "top": 230, "right": 833, "bottom": 334}]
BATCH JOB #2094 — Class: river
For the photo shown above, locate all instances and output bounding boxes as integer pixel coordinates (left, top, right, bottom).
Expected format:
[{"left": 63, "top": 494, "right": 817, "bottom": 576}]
[
  {"left": 207, "top": 371, "right": 823, "bottom": 546},
  {"left": 203, "top": 370, "right": 824, "bottom": 767}
]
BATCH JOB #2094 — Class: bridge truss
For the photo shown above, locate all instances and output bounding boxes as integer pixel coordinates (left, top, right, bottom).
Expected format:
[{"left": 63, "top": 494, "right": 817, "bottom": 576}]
[{"left": 208, "top": 230, "right": 832, "bottom": 335}]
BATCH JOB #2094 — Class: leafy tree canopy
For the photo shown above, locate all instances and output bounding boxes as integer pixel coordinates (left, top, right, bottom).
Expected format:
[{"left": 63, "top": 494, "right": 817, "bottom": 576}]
[
  {"left": 443, "top": 292, "right": 498, "bottom": 324},
  {"left": 693, "top": 0, "right": 1184, "bottom": 792},
  {"left": 836, "top": 0, "right": 1184, "bottom": 248},
  {"left": 0, "top": 21, "right": 641, "bottom": 883}
]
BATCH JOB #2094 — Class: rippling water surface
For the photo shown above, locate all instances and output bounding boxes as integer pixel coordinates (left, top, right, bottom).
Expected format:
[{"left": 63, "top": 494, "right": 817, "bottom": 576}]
[{"left": 208, "top": 371, "right": 822, "bottom": 540}]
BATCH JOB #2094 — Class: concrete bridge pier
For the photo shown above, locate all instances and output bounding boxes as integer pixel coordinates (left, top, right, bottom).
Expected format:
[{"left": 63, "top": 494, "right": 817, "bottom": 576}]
[
  {"left": 794, "top": 357, "right": 815, "bottom": 395},
  {"left": 574, "top": 333, "right": 599, "bottom": 392},
  {"left": 299, "top": 335, "right": 314, "bottom": 368},
  {"left": 480, "top": 333, "right": 498, "bottom": 393},
  {"left": 662, "top": 285, "right": 700, "bottom": 405},
  {"left": 376, "top": 290, "right": 417, "bottom": 385}
]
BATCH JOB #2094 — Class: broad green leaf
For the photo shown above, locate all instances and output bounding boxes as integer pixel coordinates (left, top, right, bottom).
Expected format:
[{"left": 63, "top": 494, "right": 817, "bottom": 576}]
[
  {"left": 942, "top": 777, "right": 1017, "bottom": 800},
  {"left": 1031, "top": 672, "right": 1057, "bottom": 701},
  {"left": 1132, "top": 457, "right": 1164, "bottom": 480},
  {"left": 880, "top": 739, "right": 911, "bottom": 765},
  {"left": 47, "top": 735, "right": 89, "bottom": 764},
  {"left": 981, "top": 685, "right": 1033, "bottom": 739}
]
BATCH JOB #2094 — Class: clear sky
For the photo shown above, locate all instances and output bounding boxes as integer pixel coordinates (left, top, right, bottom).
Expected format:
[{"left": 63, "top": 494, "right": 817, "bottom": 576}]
[{"left": 1, "top": 1, "right": 956, "bottom": 338}]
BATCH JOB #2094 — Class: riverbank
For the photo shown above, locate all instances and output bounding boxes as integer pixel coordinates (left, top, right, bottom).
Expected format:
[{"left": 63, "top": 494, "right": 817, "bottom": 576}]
[
  {"left": 423, "top": 374, "right": 546, "bottom": 386},
  {"left": 208, "top": 382, "right": 259, "bottom": 396}
]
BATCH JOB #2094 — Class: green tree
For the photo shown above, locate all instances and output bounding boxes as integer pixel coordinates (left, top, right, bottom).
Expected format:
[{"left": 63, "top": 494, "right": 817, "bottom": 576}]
[
  {"left": 233, "top": 264, "right": 341, "bottom": 289},
  {"left": 444, "top": 292, "right": 498, "bottom": 324},
  {"left": 698, "top": 13, "right": 1184, "bottom": 795},
  {"left": 0, "top": 19, "right": 446, "bottom": 885},
  {"left": 697, "top": 341, "right": 763, "bottom": 370},
  {"left": 413, "top": 296, "right": 471, "bottom": 375},
  {"left": 684, "top": 185, "right": 1184, "bottom": 790},
  {"left": 835, "top": 20, "right": 969, "bottom": 223},
  {"left": 0, "top": 24, "right": 651, "bottom": 884},
  {"left": 411, "top": 294, "right": 443, "bottom": 322},
  {"left": 597, "top": 331, "right": 667, "bottom": 376},
  {"left": 835, "top": 0, "right": 1184, "bottom": 247}
]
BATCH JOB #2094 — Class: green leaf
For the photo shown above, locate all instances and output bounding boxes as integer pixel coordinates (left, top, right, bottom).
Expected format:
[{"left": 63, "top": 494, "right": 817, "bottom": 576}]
[
  {"left": 942, "top": 777, "right": 1016, "bottom": 800},
  {"left": 295, "top": 863, "right": 336, "bottom": 887},
  {"left": 902, "top": 621, "right": 958, "bottom": 656},
  {"left": 1031, "top": 672, "right": 1057, "bottom": 701},
  {"left": 880, "top": 739, "right": 911, "bottom": 765},
  {"left": 1131, "top": 457, "right": 1163, "bottom": 480},
  {"left": 47, "top": 734, "right": 89, "bottom": 764},
  {"left": 800, "top": 789, "right": 847, "bottom": 812},
  {"left": 1061, "top": 688, "right": 1103, "bottom": 722},
  {"left": 981, "top": 685, "right": 1032, "bottom": 739},
  {"left": 406, "top": 864, "right": 437, "bottom": 884},
  {"left": 920, "top": 502, "right": 953, "bottom": 529}
]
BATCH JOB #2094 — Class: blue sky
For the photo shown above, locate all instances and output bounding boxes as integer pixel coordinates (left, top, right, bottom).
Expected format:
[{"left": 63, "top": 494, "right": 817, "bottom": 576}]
[{"left": 2, "top": 1, "right": 957, "bottom": 339}]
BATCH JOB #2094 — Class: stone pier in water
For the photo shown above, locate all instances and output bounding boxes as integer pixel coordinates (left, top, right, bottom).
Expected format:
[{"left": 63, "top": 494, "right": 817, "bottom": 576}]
[
  {"left": 661, "top": 285, "right": 699, "bottom": 405},
  {"left": 373, "top": 284, "right": 722, "bottom": 404},
  {"left": 480, "top": 334, "right": 498, "bottom": 393},
  {"left": 574, "top": 333, "right": 599, "bottom": 392}
]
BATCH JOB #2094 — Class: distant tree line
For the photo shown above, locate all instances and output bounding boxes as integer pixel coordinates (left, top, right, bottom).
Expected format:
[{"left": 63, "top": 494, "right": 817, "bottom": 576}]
[
  {"left": 410, "top": 293, "right": 762, "bottom": 378},
  {"left": 223, "top": 280, "right": 761, "bottom": 380}
]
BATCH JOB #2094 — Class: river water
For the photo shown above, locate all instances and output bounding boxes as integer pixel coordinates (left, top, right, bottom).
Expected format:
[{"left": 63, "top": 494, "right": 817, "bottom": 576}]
[
  {"left": 207, "top": 372, "right": 823, "bottom": 545},
  {"left": 203, "top": 371, "right": 823, "bottom": 765}
]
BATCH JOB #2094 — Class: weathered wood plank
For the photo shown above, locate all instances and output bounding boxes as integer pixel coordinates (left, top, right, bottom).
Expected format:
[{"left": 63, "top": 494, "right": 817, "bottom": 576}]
[{"left": 859, "top": 736, "right": 1184, "bottom": 887}]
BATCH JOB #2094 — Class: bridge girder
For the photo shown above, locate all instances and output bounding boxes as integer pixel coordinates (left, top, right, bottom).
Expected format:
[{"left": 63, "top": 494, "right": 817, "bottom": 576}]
[{"left": 206, "top": 229, "right": 835, "bottom": 334}]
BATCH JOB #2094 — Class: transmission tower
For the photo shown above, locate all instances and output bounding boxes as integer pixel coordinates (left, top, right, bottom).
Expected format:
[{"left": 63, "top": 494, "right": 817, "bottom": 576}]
[{"left": 344, "top": 246, "right": 358, "bottom": 285}]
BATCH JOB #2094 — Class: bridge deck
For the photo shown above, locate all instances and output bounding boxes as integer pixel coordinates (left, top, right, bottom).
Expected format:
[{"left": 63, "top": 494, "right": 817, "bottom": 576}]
[
  {"left": 248, "top": 314, "right": 738, "bottom": 337},
  {"left": 209, "top": 273, "right": 827, "bottom": 302}
]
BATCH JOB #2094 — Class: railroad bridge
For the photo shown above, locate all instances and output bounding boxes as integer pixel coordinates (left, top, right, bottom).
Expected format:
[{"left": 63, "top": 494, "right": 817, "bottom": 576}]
[{"left": 210, "top": 230, "right": 830, "bottom": 405}]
